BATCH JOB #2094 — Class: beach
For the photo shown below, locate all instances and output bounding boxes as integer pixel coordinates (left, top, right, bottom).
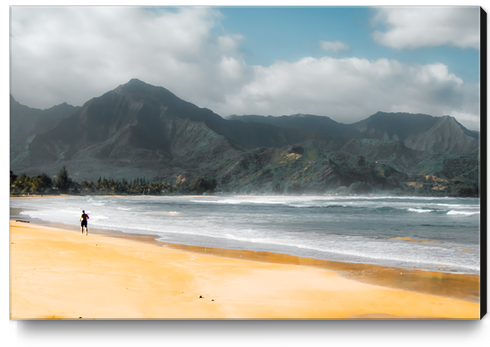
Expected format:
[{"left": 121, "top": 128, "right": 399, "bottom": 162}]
[{"left": 10, "top": 219, "right": 480, "bottom": 320}]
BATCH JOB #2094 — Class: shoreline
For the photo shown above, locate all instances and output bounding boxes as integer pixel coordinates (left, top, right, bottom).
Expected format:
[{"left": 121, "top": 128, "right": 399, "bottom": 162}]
[
  {"left": 10, "top": 220, "right": 480, "bottom": 319},
  {"left": 10, "top": 206, "right": 480, "bottom": 303}
]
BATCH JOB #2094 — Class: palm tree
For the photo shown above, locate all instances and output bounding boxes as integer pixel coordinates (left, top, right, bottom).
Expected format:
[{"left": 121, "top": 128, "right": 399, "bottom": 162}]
[{"left": 56, "top": 166, "right": 73, "bottom": 194}]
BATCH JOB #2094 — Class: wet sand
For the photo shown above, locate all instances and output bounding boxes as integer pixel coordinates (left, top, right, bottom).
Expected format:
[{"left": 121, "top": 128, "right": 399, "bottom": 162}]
[{"left": 9, "top": 220, "right": 480, "bottom": 320}]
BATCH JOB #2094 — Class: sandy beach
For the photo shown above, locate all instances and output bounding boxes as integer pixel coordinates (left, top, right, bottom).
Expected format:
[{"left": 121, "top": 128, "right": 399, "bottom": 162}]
[{"left": 9, "top": 219, "right": 480, "bottom": 320}]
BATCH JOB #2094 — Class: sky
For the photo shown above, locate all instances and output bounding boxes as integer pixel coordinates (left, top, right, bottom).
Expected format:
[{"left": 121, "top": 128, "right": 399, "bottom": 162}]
[{"left": 9, "top": 4, "right": 482, "bottom": 130}]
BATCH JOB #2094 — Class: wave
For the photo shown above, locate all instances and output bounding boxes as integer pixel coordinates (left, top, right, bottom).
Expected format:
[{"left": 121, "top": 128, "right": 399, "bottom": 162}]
[
  {"left": 447, "top": 210, "right": 480, "bottom": 216},
  {"left": 142, "top": 211, "right": 182, "bottom": 216},
  {"left": 190, "top": 197, "right": 466, "bottom": 213},
  {"left": 286, "top": 204, "right": 348, "bottom": 209},
  {"left": 436, "top": 203, "right": 466, "bottom": 208},
  {"left": 151, "top": 231, "right": 479, "bottom": 274},
  {"left": 191, "top": 199, "right": 268, "bottom": 205},
  {"left": 191, "top": 199, "right": 426, "bottom": 212},
  {"left": 408, "top": 208, "right": 433, "bottom": 213}
]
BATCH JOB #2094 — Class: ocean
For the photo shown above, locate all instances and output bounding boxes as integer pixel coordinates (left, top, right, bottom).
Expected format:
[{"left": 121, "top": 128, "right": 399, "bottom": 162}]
[{"left": 11, "top": 195, "right": 481, "bottom": 275}]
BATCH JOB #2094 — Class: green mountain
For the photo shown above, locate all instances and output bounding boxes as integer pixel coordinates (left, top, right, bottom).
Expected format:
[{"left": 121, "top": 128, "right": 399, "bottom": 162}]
[
  {"left": 10, "top": 95, "right": 81, "bottom": 172},
  {"left": 10, "top": 79, "right": 480, "bottom": 196},
  {"left": 352, "top": 112, "right": 479, "bottom": 154},
  {"left": 210, "top": 146, "right": 409, "bottom": 195},
  {"left": 227, "top": 113, "right": 357, "bottom": 138},
  {"left": 10, "top": 95, "right": 81, "bottom": 140}
]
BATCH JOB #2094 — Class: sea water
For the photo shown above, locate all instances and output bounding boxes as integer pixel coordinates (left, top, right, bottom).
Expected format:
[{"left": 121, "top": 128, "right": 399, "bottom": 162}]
[{"left": 11, "top": 195, "right": 481, "bottom": 274}]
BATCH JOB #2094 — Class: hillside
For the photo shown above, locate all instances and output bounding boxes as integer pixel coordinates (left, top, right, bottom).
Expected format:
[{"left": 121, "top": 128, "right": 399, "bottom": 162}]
[
  {"left": 10, "top": 79, "right": 480, "bottom": 196},
  {"left": 227, "top": 113, "right": 357, "bottom": 138},
  {"left": 10, "top": 95, "right": 81, "bottom": 168}
]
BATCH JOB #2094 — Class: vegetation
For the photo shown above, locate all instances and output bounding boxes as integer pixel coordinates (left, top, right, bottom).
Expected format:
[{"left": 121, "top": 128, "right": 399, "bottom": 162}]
[
  {"left": 10, "top": 145, "right": 479, "bottom": 198},
  {"left": 55, "top": 166, "right": 75, "bottom": 194},
  {"left": 10, "top": 171, "right": 54, "bottom": 195},
  {"left": 10, "top": 169, "right": 218, "bottom": 196}
]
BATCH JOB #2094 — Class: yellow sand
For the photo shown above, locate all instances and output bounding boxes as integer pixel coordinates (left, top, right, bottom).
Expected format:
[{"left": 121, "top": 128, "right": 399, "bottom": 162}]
[{"left": 10, "top": 221, "right": 480, "bottom": 320}]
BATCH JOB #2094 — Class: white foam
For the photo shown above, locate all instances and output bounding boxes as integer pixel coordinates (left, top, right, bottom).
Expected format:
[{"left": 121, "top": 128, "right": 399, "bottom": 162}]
[
  {"left": 447, "top": 210, "right": 480, "bottom": 216},
  {"left": 408, "top": 208, "right": 433, "bottom": 213},
  {"left": 436, "top": 203, "right": 466, "bottom": 208}
]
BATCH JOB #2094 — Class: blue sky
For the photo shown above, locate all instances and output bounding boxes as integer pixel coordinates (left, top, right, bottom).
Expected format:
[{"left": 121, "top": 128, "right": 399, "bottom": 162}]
[
  {"left": 218, "top": 6, "right": 479, "bottom": 82},
  {"left": 10, "top": 5, "right": 481, "bottom": 130},
  {"left": 218, "top": 7, "right": 374, "bottom": 65}
]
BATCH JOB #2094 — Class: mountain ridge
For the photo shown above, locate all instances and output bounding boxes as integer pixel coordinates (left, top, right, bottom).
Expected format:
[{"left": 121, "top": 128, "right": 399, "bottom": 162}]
[{"left": 10, "top": 79, "right": 480, "bottom": 196}]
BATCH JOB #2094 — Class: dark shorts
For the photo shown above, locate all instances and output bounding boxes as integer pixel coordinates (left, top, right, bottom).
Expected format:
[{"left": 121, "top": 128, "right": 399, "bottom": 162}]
[{"left": 81, "top": 220, "right": 88, "bottom": 227}]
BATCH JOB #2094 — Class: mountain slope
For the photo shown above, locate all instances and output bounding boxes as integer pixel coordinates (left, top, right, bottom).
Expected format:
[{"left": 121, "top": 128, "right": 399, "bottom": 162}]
[
  {"left": 11, "top": 79, "right": 335, "bottom": 181},
  {"left": 108, "top": 79, "right": 334, "bottom": 151},
  {"left": 10, "top": 95, "right": 81, "bottom": 169},
  {"left": 11, "top": 79, "right": 241, "bottom": 180},
  {"left": 227, "top": 113, "right": 357, "bottom": 138},
  {"left": 10, "top": 95, "right": 81, "bottom": 140},
  {"left": 9, "top": 79, "right": 480, "bottom": 197},
  {"left": 351, "top": 112, "right": 478, "bottom": 154},
  {"left": 231, "top": 111, "right": 479, "bottom": 155},
  {"left": 338, "top": 138, "right": 426, "bottom": 173},
  {"left": 210, "top": 147, "right": 409, "bottom": 194},
  {"left": 404, "top": 116, "right": 479, "bottom": 154}
]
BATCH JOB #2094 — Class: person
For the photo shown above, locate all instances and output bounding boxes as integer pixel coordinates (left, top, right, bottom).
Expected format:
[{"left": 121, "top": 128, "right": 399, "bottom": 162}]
[{"left": 80, "top": 210, "right": 89, "bottom": 235}]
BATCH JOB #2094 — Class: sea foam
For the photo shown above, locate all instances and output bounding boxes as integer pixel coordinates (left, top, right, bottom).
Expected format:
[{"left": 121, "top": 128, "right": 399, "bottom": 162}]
[{"left": 447, "top": 210, "right": 480, "bottom": 216}]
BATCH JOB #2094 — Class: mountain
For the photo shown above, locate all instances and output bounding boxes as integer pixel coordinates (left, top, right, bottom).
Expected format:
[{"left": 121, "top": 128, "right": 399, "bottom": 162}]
[
  {"left": 10, "top": 95, "right": 81, "bottom": 170},
  {"left": 210, "top": 147, "right": 410, "bottom": 195},
  {"left": 227, "top": 113, "right": 357, "bottom": 138},
  {"left": 228, "top": 111, "right": 479, "bottom": 181},
  {"left": 351, "top": 112, "right": 479, "bottom": 154},
  {"left": 230, "top": 111, "right": 479, "bottom": 155},
  {"left": 10, "top": 79, "right": 480, "bottom": 196},
  {"left": 10, "top": 79, "right": 335, "bottom": 181},
  {"left": 10, "top": 95, "right": 81, "bottom": 140},
  {"left": 11, "top": 79, "right": 241, "bottom": 181},
  {"left": 338, "top": 138, "right": 425, "bottom": 173}
]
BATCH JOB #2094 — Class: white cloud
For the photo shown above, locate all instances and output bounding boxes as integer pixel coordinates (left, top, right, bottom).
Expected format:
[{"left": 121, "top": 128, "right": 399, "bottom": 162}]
[
  {"left": 372, "top": 7, "right": 480, "bottom": 50},
  {"left": 319, "top": 40, "right": 350, "bottom": 53},
  {"left": 212, "top": 57, "right": 479, "bottom": 130},
  {"left": 10, "top": 7, "right": 251, "bottom": 108},
  {"left": 10, "top": 6, "right": 480, "bottom": 131}
]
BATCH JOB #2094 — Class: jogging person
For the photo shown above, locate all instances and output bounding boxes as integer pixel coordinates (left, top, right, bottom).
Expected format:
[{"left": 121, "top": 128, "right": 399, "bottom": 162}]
[{"left": 80, "top": 210, "right": 89, "bottom": 235}]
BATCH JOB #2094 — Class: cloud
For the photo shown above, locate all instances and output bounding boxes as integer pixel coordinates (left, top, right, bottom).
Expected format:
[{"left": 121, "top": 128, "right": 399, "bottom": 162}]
[
  {"left": 212, "top": 57, "right": 479, "bottom": 130},
  {"left": 10, "top": 7, "right": 480, "bottom": 131},
  {"left": 372, "top": 7, "right": 480, "bottom": 50},
  {"left": 319, "top": 40, "right": 350, "bottom": 53},
  {"left": 10, "top": 7, "right": 252, "bottom": 108}
]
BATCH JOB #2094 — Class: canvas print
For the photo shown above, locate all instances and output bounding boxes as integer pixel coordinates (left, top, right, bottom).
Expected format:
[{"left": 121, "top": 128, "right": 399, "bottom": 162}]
[{"left": 10, "top": 6, "right": 484, "bottom": 320}]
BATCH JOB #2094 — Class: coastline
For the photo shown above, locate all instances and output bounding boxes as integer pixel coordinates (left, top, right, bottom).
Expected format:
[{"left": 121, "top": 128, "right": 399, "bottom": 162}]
[
  {"left": 10, "top": 215, "right": 480, "bottom": 319},
  {"left": 10, "top": 203, "right": 480, "bottom": 304}
]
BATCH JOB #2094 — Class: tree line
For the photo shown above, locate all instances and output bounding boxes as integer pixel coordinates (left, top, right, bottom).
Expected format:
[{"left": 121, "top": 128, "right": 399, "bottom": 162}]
[
  {"left": 10, "top": 166, "right": 217, "bottom": 196},
  {"left": 10, "top": 166, "right": 477, "bottom": 198}
]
